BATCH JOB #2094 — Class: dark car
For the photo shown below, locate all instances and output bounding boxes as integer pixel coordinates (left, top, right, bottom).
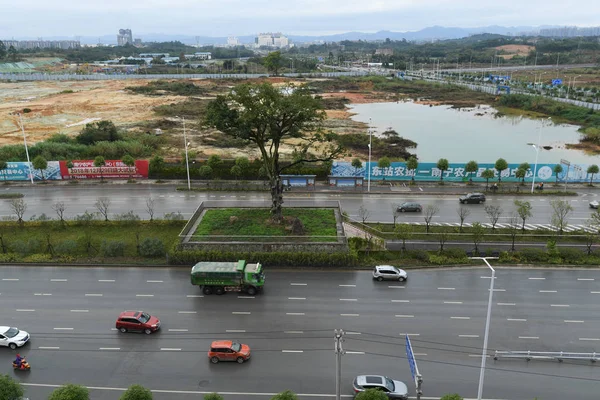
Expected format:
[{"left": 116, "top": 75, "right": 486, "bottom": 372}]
[
  {"left": 459, "top": 193, "right": 486, "bottom": 204},
  {"left": 116, "top": 311, "right": 161, "bottom": 334},
  {"left": 396, "top": 202, "right": 422, "bottom": 212}
]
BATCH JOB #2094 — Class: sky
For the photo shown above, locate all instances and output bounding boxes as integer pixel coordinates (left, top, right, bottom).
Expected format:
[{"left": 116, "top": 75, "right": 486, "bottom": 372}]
[{"left": 0, "top": 0, "right": 598, "bottom": 38}]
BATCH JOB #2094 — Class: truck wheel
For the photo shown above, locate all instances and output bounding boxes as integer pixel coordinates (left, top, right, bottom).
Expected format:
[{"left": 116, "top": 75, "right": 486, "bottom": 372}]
[
  {"left": 215, "top": 287, "right": 224, "bottom": 295},
  {"left": 246, "top": 287, "right": 257, "bottom": 296},
  {"left": 203, "top": 287, "right": 213, "bottom": 295}
]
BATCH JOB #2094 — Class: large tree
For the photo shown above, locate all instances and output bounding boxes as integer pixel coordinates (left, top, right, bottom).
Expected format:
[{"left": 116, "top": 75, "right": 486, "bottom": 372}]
[
  {"left": 0, "top": 40, "right": 6, "bottom": 60},
  {"left": 32, "top": 155, "right": 48, "bottom": 181},
  {"left": 205, "top": 82, "right": 342, "bottom": 220},
  {"left": 0, "top": 374, "right": 25, "bottom": 400},
  {"left": 264, "top": 51, "right": 283, "bottom": 75}
]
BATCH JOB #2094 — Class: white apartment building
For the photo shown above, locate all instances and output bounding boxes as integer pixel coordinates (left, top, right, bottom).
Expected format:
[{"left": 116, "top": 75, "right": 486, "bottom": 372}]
[
  {"left": 227, "top": 37, "right": 240, "bottom": 47},
  {"left": 256, "top": 32, "right": 289, "bottom": 48}
]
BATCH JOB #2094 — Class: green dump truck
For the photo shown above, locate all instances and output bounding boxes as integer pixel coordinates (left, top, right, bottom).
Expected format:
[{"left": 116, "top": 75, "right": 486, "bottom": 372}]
[{"left": 190, "top": 260, "right": 265, "bottom": 296}]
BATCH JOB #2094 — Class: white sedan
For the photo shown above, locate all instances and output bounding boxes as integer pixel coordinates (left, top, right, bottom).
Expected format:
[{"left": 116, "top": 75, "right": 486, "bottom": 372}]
[
  {"left": 0, "top": 326, "right": 30, "bottom": 349},
  {"left": 590, "top": 200, "right": 599, "bottom": 209}
]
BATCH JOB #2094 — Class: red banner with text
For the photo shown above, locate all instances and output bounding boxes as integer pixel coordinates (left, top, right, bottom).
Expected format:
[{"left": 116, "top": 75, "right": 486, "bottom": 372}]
[{"left": 59, "top": 160, "right": 149, "bottom": 179}]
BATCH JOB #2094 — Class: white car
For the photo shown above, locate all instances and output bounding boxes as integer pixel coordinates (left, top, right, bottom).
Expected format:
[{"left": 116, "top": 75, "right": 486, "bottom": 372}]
[
  {"left": 590, "top": 200, "right": 599, "bottom": 209},
  {"left": 373, "top": 265, "right": 408, "bottom": 282},
  {"left": 0, "top": 326, "right": 30, "bottom": 349}
]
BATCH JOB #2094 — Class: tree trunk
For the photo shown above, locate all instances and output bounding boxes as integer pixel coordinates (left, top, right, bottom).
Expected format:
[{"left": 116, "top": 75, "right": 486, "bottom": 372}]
[{"left": 270, "top": 175, "right": 284, "bottom": 221}]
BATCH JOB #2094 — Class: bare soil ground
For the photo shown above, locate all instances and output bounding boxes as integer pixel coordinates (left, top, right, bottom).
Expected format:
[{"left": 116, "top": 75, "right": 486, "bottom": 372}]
[{"left": 495, "top": 44, "right": 535, "bottom": 59}]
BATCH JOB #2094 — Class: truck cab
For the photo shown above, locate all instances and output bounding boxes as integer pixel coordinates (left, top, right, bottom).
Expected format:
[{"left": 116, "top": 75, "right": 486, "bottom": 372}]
[{"left": 244, "top": 262, "right": 265, "bottom": 287}]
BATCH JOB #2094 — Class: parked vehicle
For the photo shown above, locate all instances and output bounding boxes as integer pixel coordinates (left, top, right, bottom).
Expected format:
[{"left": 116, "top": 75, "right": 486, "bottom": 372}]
[
  {"left": 352, "top": 375, "right": 408, "bottom": 399},
  {"left": 396, "top": 202, "right": 422, "bottom": 212},
  {"left": 116, "top": 311, "right": 161, "bottom": 334},
  {"left": 191, "top": 260, "right": 265, "bottom": 296},
  {"left": 208, "top": 340, "right": 251, "bottom": 364},
  {"left": 0, "top": 326, "right": 30, "bottom": 349},
  {"left": 459, "top": 193, "right": 486, "bottom": 204},
  {"left": 373, "top": 265, "right": 407, "bottom": 282},
  {"left": 590, "top": 200, "right": 599, "bottom": 209}
]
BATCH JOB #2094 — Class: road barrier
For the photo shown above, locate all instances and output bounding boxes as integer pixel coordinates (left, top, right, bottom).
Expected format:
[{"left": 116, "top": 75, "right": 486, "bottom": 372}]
[{"left": 494, "top": 350, "right": 598, "bottom": 363}]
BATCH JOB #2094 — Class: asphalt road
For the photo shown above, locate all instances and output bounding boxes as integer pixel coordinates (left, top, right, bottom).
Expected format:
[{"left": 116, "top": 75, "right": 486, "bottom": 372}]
[
  {"left": 1, "top": 267, "right": 600, "bottom": 400},
  {"left": 1, "top": 184, "right": 598, "bottom": 229}
]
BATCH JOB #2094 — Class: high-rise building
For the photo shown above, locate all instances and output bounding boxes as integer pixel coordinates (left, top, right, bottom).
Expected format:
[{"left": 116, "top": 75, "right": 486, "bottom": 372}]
[
  {"left": 255, "top": 32, "right": 289, "bottom": 48},
  {"left": 227, "top": 37, "right": 240, "bottom": 47},
  {"left": 117, "top": 29, "right": 133, "bottom": 46}
]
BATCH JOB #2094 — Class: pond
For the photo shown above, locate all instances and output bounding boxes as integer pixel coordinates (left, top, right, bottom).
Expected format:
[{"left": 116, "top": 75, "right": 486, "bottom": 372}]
[{"left": 349, "top": 101, "right": 599, "bottom": 164}]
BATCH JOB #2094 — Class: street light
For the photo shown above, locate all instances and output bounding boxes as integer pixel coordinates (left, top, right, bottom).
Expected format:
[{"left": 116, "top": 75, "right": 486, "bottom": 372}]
[
  {"left": 470, "top": 256, "right": 498, "bottom": 400},
  {"left": 175, "top": 116, "right": 191, "bottom": 191},
  {"left": 528, "top": 117, "right": 551, "bottom": 193},
  {"left": 567, "top": 74, "right": 582, "bottom": 99},
  {"left": 15, "top": 113, "right": 34, "bottom": 184},
  {"left": 367, "top": 117, "right": 372, "bottom": 192}
]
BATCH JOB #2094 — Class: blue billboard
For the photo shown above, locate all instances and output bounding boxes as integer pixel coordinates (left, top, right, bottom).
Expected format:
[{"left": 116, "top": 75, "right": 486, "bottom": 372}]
[
  {"left": 332, "top": 161, "right": 595, "bottom": 183},
  {"left": 0, "top": 161, "right": 62, "bottom": 181}
]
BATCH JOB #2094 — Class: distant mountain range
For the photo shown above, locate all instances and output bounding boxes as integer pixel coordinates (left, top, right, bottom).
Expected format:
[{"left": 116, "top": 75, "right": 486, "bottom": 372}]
[{"left": 4, "top": 25, "right": 586, "bottom": 45}]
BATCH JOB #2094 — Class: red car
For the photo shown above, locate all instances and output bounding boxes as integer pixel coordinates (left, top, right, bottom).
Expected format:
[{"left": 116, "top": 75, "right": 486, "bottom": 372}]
[
  {"left": 116, "top": 311, "right": 161, "bottom": 334},
  {"left": 208, "top": 340, "right": 251, "bottom": 363}
]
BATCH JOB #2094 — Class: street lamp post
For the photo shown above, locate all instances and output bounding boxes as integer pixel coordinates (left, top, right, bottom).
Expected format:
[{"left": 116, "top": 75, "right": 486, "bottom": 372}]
[
  {"left": 367, "top": 118, "right": 372, "bottom": 192},
  {"left": 471, "top": 257, "right": 498, "bottom": 400},
  {"left": 176, "top": 116, "right": 191, "bottom": 190},
  {"left": 529, "top": 117, "right": 551, "bottom": 193},
  {"left": 17, "top": 113, "right": 34, "bottom": 184}
]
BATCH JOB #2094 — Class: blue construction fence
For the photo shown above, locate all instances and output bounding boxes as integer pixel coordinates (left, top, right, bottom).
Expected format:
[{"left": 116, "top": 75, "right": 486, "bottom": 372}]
[{"left": 332, "top": 161, "right": 593, "bottom": 183}]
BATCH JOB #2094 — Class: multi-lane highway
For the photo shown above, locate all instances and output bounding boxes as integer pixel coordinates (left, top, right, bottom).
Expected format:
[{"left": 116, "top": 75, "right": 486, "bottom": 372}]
[
  {"left": 1, "top": 266, "right": 599, "bottom": 400},
  {"left": 1, "top": 184, "right": 598, "bottom": 229}
]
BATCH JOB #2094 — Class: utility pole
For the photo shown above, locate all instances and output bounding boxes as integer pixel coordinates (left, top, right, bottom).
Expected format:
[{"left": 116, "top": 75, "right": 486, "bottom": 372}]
[
  {"left": 17, "top": 113, "right": 34, "bottom": 184},
  {"left": 334, "top": 329, "right": 345, "bottom": 400}
]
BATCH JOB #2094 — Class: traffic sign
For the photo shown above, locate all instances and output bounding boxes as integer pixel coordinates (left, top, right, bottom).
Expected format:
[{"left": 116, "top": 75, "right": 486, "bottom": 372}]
[{"left": 405, "top": 334, "right": 418, "bottom": 380}]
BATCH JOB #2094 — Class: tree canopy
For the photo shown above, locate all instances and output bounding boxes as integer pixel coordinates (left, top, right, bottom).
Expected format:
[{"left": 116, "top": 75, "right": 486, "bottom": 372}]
[
  {"left": 205, "top": 82, "right": 342, "bottom": 219},
  {"left": 48, "top": 384, "right": 89, "bottom": 400},
  {"left": 120, "top": 384, "right": 153, "bottom": 400},
  {"left": 0, "top": 374, "right": 24, "bottom": 400}
]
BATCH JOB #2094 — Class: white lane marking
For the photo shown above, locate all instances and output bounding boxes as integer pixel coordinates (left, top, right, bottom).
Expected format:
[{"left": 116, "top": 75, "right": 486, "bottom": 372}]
[
  {"left": 507, "top": 318, "right": 527, "bottom": 321},
  {"left": 388, "top": 286, "right": 405, "bottom": 289},
  {"left": 186, "top": 295, "right": 204, "bottom": 298},
  {"left": 2, "top": 278, "right": 19, "bottom": 281},
  {"left": 16, "top": 309, "right": 35, "bottom": 312},
  {"left": 34, "top": 293, "right": 52, "bottom": 296},
  {"left": 539, "top": 290, "right": 557, "bottom": 293},
  {"left": 38, "top": 346, "right": 60, "bottom": 350},
  {"left": 339, "top": 298, "right": 357, "bottom": 302},
  {"left": 136, "top": 294, "right": 154, "bottom": 297},
  {"left": 286, "top": 312, "right": 305, "bottom": 316},
  {"left": 340, "top": 313, "right": 359, "bottom": 316},
  {"left": 565, "top": 320, "right": 585, "bottom": 323},
  {"left": 339, "top": 284, "right": 356, "bottom": 287},
  {"left": 579, "top": 338, "right": 600, "bottom": 341},
  {"left": 160, "top": 348, "right": 182, "bottom": 351},
  {"left": 147, "top": 280, "right": 164, "bottom": 283},
  {"left": 551, "top": 304, "right": 570, "bottom": 307},
  {"left": 53, "top": 327, "right": 74, "bottom": 330},
  {"left": 444, "top": 301, "right": 463, "bottom": 304},
  {"left": 290, "top": 283, "right": 307, "bottom": 286},
  {"left": 232, "top": 312, "right": 251, "bottom": 315},
  {"left": 413, "top": 353, "right": 428, "bottom": 356},
  {"left": 85, "top": 294, "right": 103, "bottom": 297},
  {"left": 578, "top": 278, "right": 595, "bottom": 281},
  {"left": 238, "top": 296, "right": 255, "bottom": 299},
  {"left": 50, "top": 279, "right": 67, "bottom": 282},
  {"left": 438, "top": 287, "right": 455, "bottom": 290},
  {"left": 288, "top": 297, "right": 306, "bottom": 300},
  {"left": 591, "top": 291, "right": 600, "bottom": 294},
  {"left": 395, "top": 314, "right": 414, "bottom": 318},
  {"left": 469, "top": 354, "right": 492, "bottom": 358},
  {"left": 178, "top": 311, "right": 197, "bottom": 314},
  {"left": 70, "top": 309, "right": 89, "bottom": 313},
  {"left": 99, "top": 348, "right": 120, "bottom": 350},
  {"left": 284, "top": 331, "right": 304, "bottom": 334},
  {"left": 498, "top": 303, "right": 516, "bottom": 306},
  {"left": 226, "top": 329, "right": 246, "bottom": 333},
  {"left": 346, "top": 332, "right": 361, "bottom": 335},
  {"left": 451, "top": 316, "right": 471, "bottom": 320},
  {"left": 529, "top": 277, "right": 546, "bottom": 280},
  {"left": 282, "top": 350, "right": 303, "bottom": 353},
  {"left": 480, "top": 276, "right": 495, "bottom": 279},
  {"left": 168, "top": 329, "right": 189, "bottom": 332},
  {"left": 111, "top": 328, "right": 118, "bottom": 331},
  {"left": 519, "top": 336, "right": 539, "bottom": 339},
  {"left": 391, "top": 300, "right": 410, "bottom": 303},
  {"left": 98, "top": 280, "right": 115, "bottom": 282},
  {"left": 459, "top": 335, "right": 479, "bottom": 338},
  {"left": 399, "top": 333, "right": 420, "bottom": 336},
  {"left": 490, "top": 289, "right": 506, "bottom": 292},
  {"left": 346, "top": 351, "right": 365, "bottom": 355}
]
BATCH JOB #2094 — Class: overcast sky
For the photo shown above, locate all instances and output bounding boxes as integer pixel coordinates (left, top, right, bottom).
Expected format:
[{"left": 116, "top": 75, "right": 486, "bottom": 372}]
[{"left": 1, "top": 0, "right": 598, "bottom": 38}]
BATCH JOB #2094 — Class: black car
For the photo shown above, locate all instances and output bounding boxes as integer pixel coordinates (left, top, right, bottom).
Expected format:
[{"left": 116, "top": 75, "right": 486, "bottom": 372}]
[
  {"left": 396, "top": 202, "right": 423, "bottom": 212},
  {"left": 459, "top": 193, "right": 486, "bottom": 204}
]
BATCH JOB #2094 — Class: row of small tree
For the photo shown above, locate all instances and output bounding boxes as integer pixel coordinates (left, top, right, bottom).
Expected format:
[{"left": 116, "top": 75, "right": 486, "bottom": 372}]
[{"left": 354, "top": 157, "right": 600, "bottom": 185}]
